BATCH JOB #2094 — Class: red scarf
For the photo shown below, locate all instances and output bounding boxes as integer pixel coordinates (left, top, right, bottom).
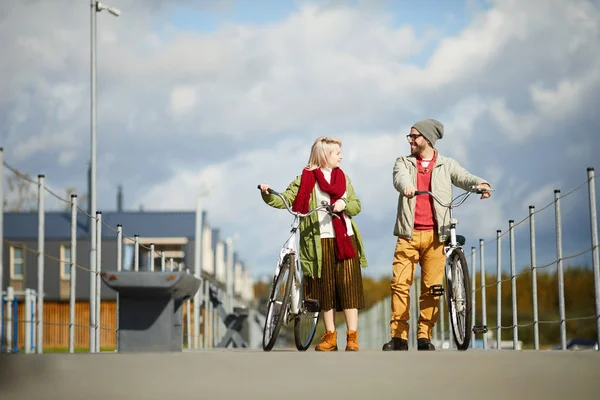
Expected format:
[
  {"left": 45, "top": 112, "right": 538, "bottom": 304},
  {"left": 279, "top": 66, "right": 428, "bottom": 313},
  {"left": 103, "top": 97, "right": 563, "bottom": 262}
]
[{"left": 292, "top": 168, "right": 356, "bottom": 260}]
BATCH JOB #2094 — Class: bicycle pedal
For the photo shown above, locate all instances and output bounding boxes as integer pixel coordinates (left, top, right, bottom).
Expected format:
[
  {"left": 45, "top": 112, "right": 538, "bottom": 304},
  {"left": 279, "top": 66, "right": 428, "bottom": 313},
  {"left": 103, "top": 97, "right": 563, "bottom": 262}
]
[
  {"left": 472, "top": 325, "right": 488, "bottom": 334},
  {"left": 303, "top": 299, "right": 320, "bottom": 313},
  {"left": 430, "top": 284, "right": 444, "bottom": 296}
]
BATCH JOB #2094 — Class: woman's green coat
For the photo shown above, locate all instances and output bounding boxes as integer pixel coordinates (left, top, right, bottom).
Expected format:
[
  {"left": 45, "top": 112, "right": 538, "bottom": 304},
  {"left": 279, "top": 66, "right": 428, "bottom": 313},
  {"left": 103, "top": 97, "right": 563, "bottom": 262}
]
[{"left": 261, "top": 173, "right": 368, "bottom": 278}]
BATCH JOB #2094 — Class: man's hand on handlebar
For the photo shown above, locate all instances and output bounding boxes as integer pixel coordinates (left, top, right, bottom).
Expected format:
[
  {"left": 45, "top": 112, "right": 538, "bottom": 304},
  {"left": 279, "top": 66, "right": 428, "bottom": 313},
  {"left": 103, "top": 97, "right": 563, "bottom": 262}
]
[
  {"left": 403, "top": 187, "right": 417, "bottom": 199},
  {"left": 476, "top": 183, "right": 492, "bottom": 199}
]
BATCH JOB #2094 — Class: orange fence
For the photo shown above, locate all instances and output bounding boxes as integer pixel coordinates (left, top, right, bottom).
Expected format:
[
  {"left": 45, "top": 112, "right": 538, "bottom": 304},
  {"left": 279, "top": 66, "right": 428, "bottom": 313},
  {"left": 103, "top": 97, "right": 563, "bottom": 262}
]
[{"left": 2, "top": 300, "right": 203, "bottom": 351}]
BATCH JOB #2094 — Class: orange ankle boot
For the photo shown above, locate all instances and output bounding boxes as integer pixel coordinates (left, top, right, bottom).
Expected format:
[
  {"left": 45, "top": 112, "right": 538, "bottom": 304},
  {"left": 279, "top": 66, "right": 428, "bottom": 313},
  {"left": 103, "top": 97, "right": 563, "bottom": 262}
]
[
  {"left": 315, "top": 331, "right": 338, "bottom": 351},
  {"left": 345, "top": 330, "right": 359, "bottom": 351}
]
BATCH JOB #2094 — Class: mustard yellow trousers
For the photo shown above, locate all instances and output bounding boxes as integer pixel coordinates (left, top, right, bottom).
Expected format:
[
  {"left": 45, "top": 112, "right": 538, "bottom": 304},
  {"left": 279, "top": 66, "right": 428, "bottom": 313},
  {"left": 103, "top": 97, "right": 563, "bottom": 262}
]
[{"left": 389, "top": 230, "right": 446, "bottom": 340}]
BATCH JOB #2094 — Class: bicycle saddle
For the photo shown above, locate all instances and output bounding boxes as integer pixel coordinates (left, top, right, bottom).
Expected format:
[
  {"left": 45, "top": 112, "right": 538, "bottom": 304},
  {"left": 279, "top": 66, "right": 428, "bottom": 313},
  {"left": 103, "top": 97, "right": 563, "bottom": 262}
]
[{"left": 446, "top": 235, "right": 466, "bottom": 246}]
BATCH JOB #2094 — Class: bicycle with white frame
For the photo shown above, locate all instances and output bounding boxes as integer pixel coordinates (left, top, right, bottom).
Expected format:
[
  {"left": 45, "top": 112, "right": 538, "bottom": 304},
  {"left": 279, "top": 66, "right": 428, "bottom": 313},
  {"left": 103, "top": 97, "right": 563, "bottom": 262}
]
[
  {"left": 258, "top": 185, "right": 338, "bottom": 351},
  {"left": 414, "top": 185, "right": 493, "bottom": 350}
]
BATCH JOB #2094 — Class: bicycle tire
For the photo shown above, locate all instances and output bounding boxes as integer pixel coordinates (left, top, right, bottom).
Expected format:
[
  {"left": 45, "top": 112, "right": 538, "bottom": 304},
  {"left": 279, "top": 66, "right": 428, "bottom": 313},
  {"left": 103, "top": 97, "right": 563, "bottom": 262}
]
[
  {"left": 262, "top": 254, "right": 294, "bottom": 351},
  {"left": 445, "top": 248, "right": 472, "bottom": 350},
  {"left": 294, "top": 307, "right": 320, "bottom": 351}
]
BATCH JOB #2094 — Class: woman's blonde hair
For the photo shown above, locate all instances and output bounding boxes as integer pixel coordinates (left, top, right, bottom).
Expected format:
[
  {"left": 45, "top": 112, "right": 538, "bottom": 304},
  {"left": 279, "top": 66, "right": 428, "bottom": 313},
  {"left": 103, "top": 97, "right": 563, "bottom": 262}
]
[{"left": 305, "top": 136, "right": 342, "bottom": 170}]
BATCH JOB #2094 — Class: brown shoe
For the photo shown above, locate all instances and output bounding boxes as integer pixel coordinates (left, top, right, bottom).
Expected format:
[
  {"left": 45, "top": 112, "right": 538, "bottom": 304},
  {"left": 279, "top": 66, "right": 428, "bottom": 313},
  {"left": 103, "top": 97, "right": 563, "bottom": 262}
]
[
  {"left": 315, "top": 331, "right": 338, "bottom": 351},
  {"left": 345, "top": 330, "right": 359, "bottom": 351}
]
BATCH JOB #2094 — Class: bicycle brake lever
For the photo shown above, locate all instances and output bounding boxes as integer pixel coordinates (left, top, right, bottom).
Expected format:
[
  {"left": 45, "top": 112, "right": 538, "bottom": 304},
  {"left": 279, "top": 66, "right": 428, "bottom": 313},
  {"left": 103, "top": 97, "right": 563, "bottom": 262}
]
[
  {"left": 470, "top": 184, "right": 495, "bottom": 191},
  {"left": 328, "top": 206, "right": 341, "bottom": 219},
  {"left": 320, "top": 201, "right": 341, "bottom": 218},
  {"left": 474, "top": 187, "right": 495, "bottom": 195}
]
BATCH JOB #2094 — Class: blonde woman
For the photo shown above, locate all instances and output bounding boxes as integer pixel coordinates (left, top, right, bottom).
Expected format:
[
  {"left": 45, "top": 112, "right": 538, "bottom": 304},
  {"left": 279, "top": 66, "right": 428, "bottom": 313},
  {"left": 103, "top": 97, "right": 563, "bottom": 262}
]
[{"left": 258, "top": 136, "right": 368, "bottom": 351}]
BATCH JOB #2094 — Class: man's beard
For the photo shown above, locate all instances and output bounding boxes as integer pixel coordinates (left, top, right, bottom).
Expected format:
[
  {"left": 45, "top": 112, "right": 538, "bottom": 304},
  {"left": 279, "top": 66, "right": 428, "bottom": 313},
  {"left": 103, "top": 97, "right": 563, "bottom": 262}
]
[{"left": 411, "top": 142, "right": 426, "bottom": 156}]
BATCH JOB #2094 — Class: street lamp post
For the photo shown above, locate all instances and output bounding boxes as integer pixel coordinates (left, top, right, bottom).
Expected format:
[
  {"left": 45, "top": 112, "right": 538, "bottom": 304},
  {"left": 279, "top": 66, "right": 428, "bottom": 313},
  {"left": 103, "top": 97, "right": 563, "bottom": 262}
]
[{"left": 89, "top": 0, "right": 120, "bottom": 353}]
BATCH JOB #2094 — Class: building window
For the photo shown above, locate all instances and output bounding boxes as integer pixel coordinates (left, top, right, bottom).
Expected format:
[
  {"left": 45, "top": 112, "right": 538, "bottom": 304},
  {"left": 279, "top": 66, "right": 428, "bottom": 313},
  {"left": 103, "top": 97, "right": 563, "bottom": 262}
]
[
  {"left": 60, "top": 245, "right": 71, "bottom": 280},
  {"left": 10, "top": 246, "right": 24, "bottom": 280}
]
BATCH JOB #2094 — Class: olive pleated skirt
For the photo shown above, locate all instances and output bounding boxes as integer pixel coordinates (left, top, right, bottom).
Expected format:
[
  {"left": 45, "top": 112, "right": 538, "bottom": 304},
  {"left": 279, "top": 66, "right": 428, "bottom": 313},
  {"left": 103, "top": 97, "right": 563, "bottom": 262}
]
[{"left": 304, "top": 236, "right": 365, "bottom": 312}]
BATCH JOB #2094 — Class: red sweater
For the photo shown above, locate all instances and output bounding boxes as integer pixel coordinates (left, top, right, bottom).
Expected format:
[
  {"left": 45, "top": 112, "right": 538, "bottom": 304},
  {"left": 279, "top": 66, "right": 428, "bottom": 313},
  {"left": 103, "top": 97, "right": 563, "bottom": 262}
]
[{"left": 414, "top": 154, "right": 436, "bottom": 231}]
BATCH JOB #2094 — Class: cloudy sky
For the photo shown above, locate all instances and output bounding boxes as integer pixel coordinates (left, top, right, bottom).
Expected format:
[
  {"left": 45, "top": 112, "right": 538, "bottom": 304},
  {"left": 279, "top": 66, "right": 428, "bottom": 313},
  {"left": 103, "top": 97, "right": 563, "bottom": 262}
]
[{"left": 2, "top": 0, "right": 599, "bottom": 281}]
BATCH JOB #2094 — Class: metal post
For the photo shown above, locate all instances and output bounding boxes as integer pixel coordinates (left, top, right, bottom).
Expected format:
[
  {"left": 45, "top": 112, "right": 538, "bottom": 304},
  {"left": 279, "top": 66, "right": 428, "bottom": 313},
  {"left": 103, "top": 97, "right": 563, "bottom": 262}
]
[
  {"left": 25, "top": 289, "right": 32, "bottom": 354},
  {"left": 186, "top": 299, "right": 191, "bottom": 349},
  {"left": 587, "top": 168, "right": 600, "bottom": 350},
  {"left": 170, "top": 258, "right": 174, "bottom": 272},
  {"left": 7, "top": 286, "right": 13, "bottom": 352},
  {"left": 480, "top": 239, "right": 487, "bottom": 349},
  {"left": 29, "top": 290, "right": 35, "bottom": 353},
  {"left": 134, "top": 235, "right": 139, "bottom": 271},
  {"left": 116, "top": 224, "right": 122, "bottom": 352},
  {"left": 496, "top": 230, "right": 502, "bottom": 350},
  {"left": 12, "top": 296, "right": 18, "bottom": 353},
  {"left": 37, "top": 175, "right": 45, "bottom": 354},
  {"left": 194, "top": 199, "right": 203, "bottom": 349},
  {"left": 471, "top": 247, "right": 476, "bottom": 348},
  {"left": 204, "top": 279, "right": 210, "bottom": 348},
  {"left": 89, "top": 2, "right": 120, "bottom": 308},
  {"left": 32, "top": 290, "right": 37, "bottom": 350},
  {"left": 89, "top": 3, "right": 98, "bottom": 310},
  {"left": 208, "top": 289, "right": 216, "bottom": 348},
  {"left": 509, "top": 220, "right": 518, "bottom": 349},
  {"left": 95, "top": 211, "right": 102, "bottom": 352},
  {"left": 554, "top": 190, "right": 567, "bottom": 350},
  {"left": 149, "top": 243, "right": 155, "bottom": 272},
  {"left": 116, "top": 225, "right": 122, "bottom": 272},
  {"left": 89, "top": 0, "right": 98, "bottom": 355},
  {"left": 89, "top": 209, "right": 96, "bottom": 354},
  {"left": 161, "top": 252, "right": 166, "bottom": 271},
  {"left": 529, "top": 206, "right": 540, "bottom": 350},
  {"left": 0, "top": 148, "right": 4, "bottom": 293},
  {"left": 225, "top": 238, "right": 233, "bottom": 312},
  {"left": 69, "top": 195, "right": 78, "bottom": 353}
]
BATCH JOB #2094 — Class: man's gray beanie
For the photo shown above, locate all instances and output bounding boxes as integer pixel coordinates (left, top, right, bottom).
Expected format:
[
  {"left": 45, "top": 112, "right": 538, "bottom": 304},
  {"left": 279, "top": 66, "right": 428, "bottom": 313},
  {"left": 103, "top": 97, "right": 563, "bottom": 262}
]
[{"left": 412, "top": 119, "right": 444, "bottom": 147}]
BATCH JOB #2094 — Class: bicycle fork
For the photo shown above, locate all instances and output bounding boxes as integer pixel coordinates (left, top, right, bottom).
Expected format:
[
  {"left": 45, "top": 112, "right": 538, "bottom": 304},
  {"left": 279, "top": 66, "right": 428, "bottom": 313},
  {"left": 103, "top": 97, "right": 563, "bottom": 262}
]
[
  {"left": 290, "top": 268, "right": 301, "bottom": 315},
  {"left": 445, "top": 257, "right": 468, "bottom": 314}
]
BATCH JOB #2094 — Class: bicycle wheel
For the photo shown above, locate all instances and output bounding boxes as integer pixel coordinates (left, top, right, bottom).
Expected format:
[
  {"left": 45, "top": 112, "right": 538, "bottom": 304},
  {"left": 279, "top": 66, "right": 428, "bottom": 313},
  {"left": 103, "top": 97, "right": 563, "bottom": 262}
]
[
  {"left": 294, "top": 304, "right": 320, "bottom": 351},
  {"left": 262, "top": 254, "right": 294, "bottom": 351},
  {"left": 445, "top": 248, "right": 472, "bottom": 350}
]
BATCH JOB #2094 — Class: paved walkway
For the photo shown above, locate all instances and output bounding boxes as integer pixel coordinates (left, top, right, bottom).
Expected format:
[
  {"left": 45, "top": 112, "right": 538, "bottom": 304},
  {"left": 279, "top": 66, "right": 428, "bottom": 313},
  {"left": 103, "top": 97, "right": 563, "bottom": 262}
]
[{"left": 1, "top": 349, "right": 599, "bottom": 399}]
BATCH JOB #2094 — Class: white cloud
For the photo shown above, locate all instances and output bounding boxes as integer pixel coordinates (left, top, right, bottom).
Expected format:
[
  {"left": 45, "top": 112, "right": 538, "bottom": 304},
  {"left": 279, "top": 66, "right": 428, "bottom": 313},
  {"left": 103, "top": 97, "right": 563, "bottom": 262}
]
[
  {"left": 520, "top": 183, "right": 558, "bottom": 212},
  {"left": 13, "top": 130, "right": 75, "bottom": 162},
  {"left": 169, "top": 85, "right": 198, "bottom": 117},
  {"left": 58, "top": 151, "right": 78, "bottom": 167},
  {"left": 488, "top": 98, "right": 538, "bottom": 141}
]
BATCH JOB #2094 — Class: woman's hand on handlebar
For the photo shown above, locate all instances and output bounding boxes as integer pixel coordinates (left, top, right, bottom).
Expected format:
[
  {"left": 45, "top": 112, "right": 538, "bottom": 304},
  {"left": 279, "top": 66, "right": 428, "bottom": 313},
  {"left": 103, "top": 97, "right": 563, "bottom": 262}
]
[
  {"left": 332, "top": 198, "right": 346, "bottom": 213},
  {"left": 258, "top": 184, "right": 272, "bottom": 194}
]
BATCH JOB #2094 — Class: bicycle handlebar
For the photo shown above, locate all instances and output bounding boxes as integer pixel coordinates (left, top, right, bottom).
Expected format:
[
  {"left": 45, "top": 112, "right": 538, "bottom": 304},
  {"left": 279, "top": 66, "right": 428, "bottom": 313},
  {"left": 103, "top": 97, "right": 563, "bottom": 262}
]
[
  {"left": 257, "top": 185, "right": 339, "bottom": 218},
  {"left": 415, "top": 185, "right": 494, "bottom": 209}
]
